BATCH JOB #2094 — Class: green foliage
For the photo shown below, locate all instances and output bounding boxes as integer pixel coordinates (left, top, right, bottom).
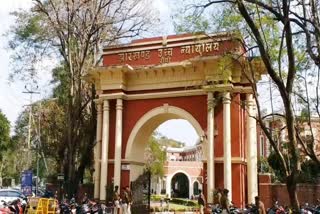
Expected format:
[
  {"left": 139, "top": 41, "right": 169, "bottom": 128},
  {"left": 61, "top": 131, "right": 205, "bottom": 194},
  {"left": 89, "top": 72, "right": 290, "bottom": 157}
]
[
  {"left": 8, "top": 10, "right": 53, "bottom": 83},
  {"left": 51, "top": 65, "right": 69, "bottom": 105},
  {"left": 147, "top": 136, "right": 167, "bottom": 178},
  {"left": 0, "top": 101, "right": 63, "bottom": 182},
  {"left": 0, "top": 110, "right": 34, "bottom": 181},
  {"left": 0, "top": 110, "right": 11, "bottom": 161},
  {"left": 151, "top": 194, "right": 164, "bottom": 201},
  {"left": 268, "top": 151, "right": 320, "bottom": 183},
  {"left": 268, "top": 151, "right": 287, "bottom": 182},
  {"left": 169, "top": 198, "right": 197, "bottom": 206},
  {"left": 172, "top": 0, "right": 320, "bottom": 210},
  {"left": 299, "top": 108, "right": 310, "bottom": 122},
  {"left": 146, "top": 132, "right": 186, "bottom": 178},
  {"left": 258, "top": 157, "right": 272, "bottom": 173},
  {"left": 218, "top": 55, "right": 233, "bottom": 84},
  {"left": 173, "top": 15, "right": 211, "bottom": 34},
  {"left": 9, "top": 11, "right": 44, "bottom": 43},
  {"left": 299, "top": 160, "right": 320, "bottom": 183},
  {"left": 154, "top": 132, "right": 185, "bottom": 148}
]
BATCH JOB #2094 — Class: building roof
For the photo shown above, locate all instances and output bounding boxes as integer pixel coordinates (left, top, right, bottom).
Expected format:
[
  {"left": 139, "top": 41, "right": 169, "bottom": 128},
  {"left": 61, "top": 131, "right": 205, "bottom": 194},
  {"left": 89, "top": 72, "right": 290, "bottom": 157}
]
[{"left": 166, "top": 145, "right": 199, "bottom": 153}]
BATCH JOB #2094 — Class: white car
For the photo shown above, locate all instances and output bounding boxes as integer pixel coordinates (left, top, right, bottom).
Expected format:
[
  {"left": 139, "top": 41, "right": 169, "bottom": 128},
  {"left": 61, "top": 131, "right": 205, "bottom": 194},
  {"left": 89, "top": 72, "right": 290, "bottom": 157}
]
[{"left": 0, "top": 189, "right": 25, "bottom": 206}]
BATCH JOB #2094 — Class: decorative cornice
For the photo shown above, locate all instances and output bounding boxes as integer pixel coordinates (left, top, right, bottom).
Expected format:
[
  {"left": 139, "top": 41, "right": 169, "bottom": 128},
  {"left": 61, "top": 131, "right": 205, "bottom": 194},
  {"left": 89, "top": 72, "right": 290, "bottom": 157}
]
[
  {"left": 203, "top": 157, "right": 247, "bottom": 164},
  {"left": 99, "top": 89, "right": 206, "bottom": 100},
  {"left": 202, "top": 83, "right": 233, "bottom": 92},
  {"left": 98, "top": 87, "right": 254, "bottom": 101}
]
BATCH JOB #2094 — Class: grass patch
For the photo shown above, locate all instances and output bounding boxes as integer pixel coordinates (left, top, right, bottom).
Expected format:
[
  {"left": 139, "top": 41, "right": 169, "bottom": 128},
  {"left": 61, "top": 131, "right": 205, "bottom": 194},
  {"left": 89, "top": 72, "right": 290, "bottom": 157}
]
[{"left": 151, "top": 196, "right": 199, "bottom": 212}]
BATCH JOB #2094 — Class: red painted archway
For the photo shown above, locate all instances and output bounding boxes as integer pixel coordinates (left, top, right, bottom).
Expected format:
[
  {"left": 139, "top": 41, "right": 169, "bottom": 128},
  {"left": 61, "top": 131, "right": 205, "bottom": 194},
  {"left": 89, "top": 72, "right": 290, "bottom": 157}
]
[{"left": 88, "top": 32, "right": 265, "bottom": 207}]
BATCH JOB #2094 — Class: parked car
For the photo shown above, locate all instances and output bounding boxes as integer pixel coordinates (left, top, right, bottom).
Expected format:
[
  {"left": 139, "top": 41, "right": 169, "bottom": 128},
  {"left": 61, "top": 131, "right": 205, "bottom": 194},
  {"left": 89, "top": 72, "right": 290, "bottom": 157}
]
[{"left": 0, "top": 189, "right": 26, "bottom": 206}]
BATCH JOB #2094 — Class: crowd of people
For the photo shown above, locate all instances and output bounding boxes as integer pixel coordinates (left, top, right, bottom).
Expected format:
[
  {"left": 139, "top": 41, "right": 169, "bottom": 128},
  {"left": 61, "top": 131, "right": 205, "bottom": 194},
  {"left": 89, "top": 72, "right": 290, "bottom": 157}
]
[
  {"left": 198, "top": 188, "right": 266, "bottom": 214},
  {"left": 111, "top": 185, "right": 268, "bottom": 214},
  {"left": 112, "top": 185, "right": 133, "bottom": 214}
]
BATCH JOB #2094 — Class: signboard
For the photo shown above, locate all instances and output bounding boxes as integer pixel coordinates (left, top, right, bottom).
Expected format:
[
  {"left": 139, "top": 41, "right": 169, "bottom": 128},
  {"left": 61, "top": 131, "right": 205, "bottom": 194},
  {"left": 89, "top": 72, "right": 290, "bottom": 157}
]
[
  {"left": 121, "top": 164, "right": 130, "bottom": 170},
  {"left": 102, "top": 33, "right": 244, "bottom": 67},
  {"left": 104, "top": 41, "right": 222, "bottom": 67},
  {"left": 21, "top": 170, "right": 33, "bottom": 196},
  {"left": 57, "top": 173, "right": 64, "bottom": 181}
]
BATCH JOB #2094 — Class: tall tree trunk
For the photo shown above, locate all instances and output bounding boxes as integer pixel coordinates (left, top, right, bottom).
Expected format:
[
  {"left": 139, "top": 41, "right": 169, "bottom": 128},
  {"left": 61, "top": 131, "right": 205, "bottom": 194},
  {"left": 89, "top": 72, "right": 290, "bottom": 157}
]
[{"left": 286, "top": 173, "right": 299, "bottom": 213}]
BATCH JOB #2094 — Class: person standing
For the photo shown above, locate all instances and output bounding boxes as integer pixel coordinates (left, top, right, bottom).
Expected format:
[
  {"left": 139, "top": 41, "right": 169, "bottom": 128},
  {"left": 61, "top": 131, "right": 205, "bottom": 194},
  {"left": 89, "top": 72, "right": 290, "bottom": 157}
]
[
  {"left": 113, "top": 186, "right": 121, "bottom": 214},
  {"left": 121, "top": 187, "right": 128, "bottom": 214},
  {"left": 214, "top": 188, "right": 222, "bottom": 207},
  {"left": 255, "top": 196, "right": 266, "bottom": 214},
  {"left": 221, "top": 189, "right": 230, "bottom": 214},
  {"left": 197, "top": 189, "right": 206, "bottom": 214},
  {"left": 125, "top": 186, "right": 133, "bottom": 214}
]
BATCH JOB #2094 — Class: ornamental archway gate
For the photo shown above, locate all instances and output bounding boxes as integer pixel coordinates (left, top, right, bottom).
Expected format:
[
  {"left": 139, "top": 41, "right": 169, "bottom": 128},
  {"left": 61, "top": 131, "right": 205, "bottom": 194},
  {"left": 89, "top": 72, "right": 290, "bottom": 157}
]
[{"left": 88, "top": 32, "right": 265, "bottom": 207}]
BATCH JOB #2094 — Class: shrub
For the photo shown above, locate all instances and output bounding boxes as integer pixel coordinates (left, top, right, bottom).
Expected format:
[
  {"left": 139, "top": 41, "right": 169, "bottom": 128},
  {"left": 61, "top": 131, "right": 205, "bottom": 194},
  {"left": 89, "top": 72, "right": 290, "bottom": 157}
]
[
  {"left": 151, "top": 194, "right": 165, "bottom": 201},
  {"left": 170, "top": 198, "right": 197, "bottom": 206}
]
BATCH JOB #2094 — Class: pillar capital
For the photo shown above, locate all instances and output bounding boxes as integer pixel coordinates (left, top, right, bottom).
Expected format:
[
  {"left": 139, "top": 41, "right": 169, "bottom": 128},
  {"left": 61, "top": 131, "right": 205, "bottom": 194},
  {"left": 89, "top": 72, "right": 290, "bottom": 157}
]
[
  {"left": 96, "top": 102, "right": 103, "bottom": 115},
  {"left": 116, "top": 98, "right": 123, "bottom": 110},
  {"left": 207, "top": 92, "right": 217, "bottom": 108},
  {"left": 94, "top": 98, "right": 103, "bottom": 105},
  {"left": 246, "top": 94, "right": 255, "bottom": 106},
  {"left": 222, "top": 92, "right": 231, "bottom": 104},
  {"left": 103, "top": 100, "right": 109, "bottom": 111}
]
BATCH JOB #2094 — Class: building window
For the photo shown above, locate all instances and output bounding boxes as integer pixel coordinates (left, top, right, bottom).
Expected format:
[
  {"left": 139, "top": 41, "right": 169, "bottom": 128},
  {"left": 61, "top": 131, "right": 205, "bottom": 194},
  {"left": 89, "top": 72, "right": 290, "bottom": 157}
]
[{"left": 260, "top": 135, "right": 264, "bottom": 157}]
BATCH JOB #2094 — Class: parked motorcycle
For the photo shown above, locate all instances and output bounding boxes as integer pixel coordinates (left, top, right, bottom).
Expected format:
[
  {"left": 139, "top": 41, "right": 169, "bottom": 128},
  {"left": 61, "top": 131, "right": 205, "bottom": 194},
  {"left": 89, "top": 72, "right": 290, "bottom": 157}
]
[
  {"left": 211, "top": 205, "right": 242, "bottom": 214},
  {"left": 0, "top": 199, "right": 23, "bottom": 214}
]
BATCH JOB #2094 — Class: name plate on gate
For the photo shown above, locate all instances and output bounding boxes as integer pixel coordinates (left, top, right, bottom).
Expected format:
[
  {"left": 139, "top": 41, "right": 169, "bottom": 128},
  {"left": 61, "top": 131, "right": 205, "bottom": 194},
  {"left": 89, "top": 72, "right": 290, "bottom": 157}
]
[{"left": 121, "top": 164, "right": 130, "bottom": 170}]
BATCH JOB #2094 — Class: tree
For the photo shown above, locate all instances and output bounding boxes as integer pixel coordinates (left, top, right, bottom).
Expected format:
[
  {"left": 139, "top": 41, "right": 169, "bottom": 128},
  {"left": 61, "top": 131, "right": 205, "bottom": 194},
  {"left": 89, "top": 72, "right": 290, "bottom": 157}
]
[
  {"left": 2, "top": 101, "right": 61, "bottom": 184},
  {"left": 0, "top": 110, "right": 11, "bottom": 184},
  {"left": 154, "top": 132, "right": 186, "bottom": 148},
  {"left": 146, "top": 135, "right": 167, "bottom": 178},
  {"left": 8, "top": 0, "right": 155, "bottom": 196},
  {"left": 172, "top": 0, "right": 320, "bottom": 211},
  {"left": 0, "top": 110, "right": 10, "bottom": 160}
]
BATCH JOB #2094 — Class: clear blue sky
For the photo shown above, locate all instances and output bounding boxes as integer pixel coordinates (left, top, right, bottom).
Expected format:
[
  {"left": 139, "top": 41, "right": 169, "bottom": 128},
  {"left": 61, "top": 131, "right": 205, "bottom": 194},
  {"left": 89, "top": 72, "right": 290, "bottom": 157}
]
[{"left": 0, "top": 0, "right": 199, "bottom": 146}]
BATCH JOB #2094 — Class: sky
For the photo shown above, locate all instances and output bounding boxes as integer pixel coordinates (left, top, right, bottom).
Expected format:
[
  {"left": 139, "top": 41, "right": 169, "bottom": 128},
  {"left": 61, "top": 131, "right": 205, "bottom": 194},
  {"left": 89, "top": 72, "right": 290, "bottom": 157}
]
[
  {"left": 0, "top": 0, "right": 199, "bottom": 146},
  {"left": 148, "top": 0, "right": 200, "bottom": 145},
  {"left": 0, "top": 0, "right": 34, "bottom": 128}
]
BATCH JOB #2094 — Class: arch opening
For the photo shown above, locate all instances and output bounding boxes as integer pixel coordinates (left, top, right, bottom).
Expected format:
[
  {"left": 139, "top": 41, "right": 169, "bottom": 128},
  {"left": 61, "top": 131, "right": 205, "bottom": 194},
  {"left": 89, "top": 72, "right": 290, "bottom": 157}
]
[
  {"left": 171, "top": 172, "right": 189, "bottom": 198},
  {"left": 126, "top": 105, "right": 204, "bottom": 163},
  {"left": 193, "top": 181, "right": 200, "bottom": 196},
  {"left": 126, "top": 105, "right": 205, "bottom": 200}
]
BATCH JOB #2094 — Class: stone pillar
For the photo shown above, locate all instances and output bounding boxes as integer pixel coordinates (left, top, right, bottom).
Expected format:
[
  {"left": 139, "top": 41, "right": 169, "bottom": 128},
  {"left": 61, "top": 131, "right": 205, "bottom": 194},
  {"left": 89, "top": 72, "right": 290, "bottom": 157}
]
[
  {"left": 157, "top": 177, "right": 162, "bottom": 195},
  {"left": 94, "top": 101, "right": 103, "bottom": 199},
  {"left": 207, "top": 92, "right": 215, "bottom": 203},
  {"left": 223, "top": 92, "right": 232, "bottom": 200},
  {"left": 246, "top": 94, "right": 258, "bottom": 203},
  {"left": 100, "top": 100, "right": 109, "bottom": 201},
  {"left": 166, "top": 176, "right": 171, "bottom": 198},
  {"left": 114, "top": 99, "right": 123, "bottom": 188},
  {"left": 189, "top": 178, "right": 193, "bottom": 199}
]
